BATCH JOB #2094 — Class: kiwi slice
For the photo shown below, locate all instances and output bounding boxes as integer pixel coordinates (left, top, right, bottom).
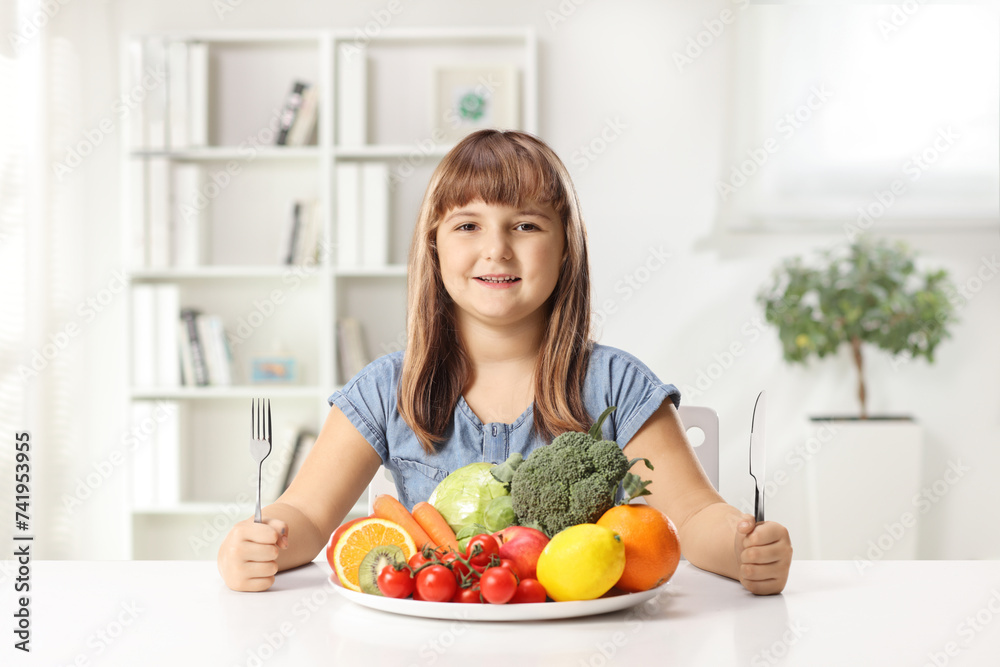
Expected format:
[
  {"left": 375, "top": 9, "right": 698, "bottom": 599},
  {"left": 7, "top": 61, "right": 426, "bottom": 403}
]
[{"left": 358, "top": 545, "right": 406, "bottom": 596}]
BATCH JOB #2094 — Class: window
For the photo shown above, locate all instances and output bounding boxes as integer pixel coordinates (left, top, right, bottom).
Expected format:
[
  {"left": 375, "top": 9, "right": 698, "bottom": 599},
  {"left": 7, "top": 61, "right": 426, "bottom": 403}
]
[{"left": 719, "top": 3, "right": 999, "bottom": 231}]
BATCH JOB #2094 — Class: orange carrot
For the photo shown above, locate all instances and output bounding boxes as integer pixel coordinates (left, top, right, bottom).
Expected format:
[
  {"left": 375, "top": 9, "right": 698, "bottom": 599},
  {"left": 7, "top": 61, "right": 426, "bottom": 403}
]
[
  {"left": 372, "top": 494, "right": 434, "bottom": 550},
  {"left": 412, "top": 502, "right": 460, "bottom": 553}
]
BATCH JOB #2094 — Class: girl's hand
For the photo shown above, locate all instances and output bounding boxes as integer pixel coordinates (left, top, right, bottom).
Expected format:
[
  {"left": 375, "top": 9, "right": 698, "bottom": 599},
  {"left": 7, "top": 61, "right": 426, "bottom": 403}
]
[
  {"left": 218, "top": 517, "right": 289, "bottom": 592},
  {"left": 733, "top": 513, "right": 792, "bottom": 595}
]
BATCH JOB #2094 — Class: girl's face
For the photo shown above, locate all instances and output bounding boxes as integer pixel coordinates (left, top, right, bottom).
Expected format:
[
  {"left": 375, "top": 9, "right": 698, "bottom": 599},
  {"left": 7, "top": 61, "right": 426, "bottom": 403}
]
[{"left": 435, "top": 199, "right": 565, "bottom": 330}]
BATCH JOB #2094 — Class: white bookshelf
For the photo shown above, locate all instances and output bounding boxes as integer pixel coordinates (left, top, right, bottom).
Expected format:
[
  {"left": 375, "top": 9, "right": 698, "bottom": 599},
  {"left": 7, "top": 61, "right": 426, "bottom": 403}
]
[{"left": 120, "top": 27, "right": 538, "bottom": 560}]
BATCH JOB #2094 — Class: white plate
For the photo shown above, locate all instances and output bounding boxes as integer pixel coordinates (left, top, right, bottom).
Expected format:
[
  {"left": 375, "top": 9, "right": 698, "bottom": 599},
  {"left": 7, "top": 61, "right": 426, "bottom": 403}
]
[{"left": 328, "top": 574, "right": 670, "bottom": 622}]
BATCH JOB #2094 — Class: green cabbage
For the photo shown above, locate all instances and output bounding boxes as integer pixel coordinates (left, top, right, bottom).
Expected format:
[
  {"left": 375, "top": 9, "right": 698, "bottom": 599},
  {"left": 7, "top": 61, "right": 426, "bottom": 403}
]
[{"left": 428, "top": 462, "right": 510, "bottom": 533}]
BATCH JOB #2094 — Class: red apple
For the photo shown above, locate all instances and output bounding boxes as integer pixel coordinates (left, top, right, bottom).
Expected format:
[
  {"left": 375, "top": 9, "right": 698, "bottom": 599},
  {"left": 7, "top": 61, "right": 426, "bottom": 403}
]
[{"left": 492, "top": 526, "right": 549, "bottom": 581}]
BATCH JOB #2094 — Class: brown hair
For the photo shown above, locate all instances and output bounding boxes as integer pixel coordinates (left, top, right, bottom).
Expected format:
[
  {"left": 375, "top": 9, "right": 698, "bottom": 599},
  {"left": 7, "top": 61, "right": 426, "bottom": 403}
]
[{"left": 398, "top": 129, "right": 593, "bottom": 453}]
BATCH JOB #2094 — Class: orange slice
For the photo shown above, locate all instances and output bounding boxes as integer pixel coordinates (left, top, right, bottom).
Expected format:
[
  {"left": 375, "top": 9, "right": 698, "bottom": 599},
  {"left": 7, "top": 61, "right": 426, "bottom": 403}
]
[{"left": 332, "top": 517, "right": 416, "bottom": 592}]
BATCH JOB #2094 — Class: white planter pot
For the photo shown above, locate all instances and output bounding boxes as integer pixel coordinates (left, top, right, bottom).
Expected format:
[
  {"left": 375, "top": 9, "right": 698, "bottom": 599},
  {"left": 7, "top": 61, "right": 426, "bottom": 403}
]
[{"left": 797, "top": 418, "right": 923, "bottom": 561}]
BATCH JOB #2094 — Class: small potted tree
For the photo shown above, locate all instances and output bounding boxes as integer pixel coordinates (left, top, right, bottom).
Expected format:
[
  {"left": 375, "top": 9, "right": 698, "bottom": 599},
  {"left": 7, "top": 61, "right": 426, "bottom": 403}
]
[
  {"left": 756, "top": 236, "right": 957, "bottom": 559},
  {"left": 757, "top": 236, "right": 957, "bottom": 419}
]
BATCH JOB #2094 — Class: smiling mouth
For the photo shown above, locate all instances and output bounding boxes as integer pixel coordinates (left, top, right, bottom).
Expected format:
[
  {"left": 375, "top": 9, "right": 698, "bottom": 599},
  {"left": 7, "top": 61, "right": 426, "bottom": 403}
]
[{"left": 475, "top": 276, "right": 521, "bottom": 284}]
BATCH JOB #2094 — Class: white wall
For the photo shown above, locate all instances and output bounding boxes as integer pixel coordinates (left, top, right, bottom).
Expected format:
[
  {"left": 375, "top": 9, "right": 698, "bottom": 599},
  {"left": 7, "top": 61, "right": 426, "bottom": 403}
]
[{"left": 49, "top": 0, "right": 998, "bottom": 560}]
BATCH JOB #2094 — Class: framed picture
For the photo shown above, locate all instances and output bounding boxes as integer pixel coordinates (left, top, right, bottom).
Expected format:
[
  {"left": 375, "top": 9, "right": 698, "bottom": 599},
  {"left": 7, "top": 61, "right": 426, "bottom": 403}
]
[
  {"left": 432, "top": 65, "right": 520, "bottom": 142},
  {"left": 250, "top": 356, "right": 297, "bottom": 383}
]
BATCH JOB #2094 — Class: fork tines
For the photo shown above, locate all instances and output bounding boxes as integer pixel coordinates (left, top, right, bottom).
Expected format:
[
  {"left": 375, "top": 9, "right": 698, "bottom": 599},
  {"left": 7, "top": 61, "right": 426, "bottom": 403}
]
[{"left": 252, "top": 397, "right": 272, "bottom": 443}]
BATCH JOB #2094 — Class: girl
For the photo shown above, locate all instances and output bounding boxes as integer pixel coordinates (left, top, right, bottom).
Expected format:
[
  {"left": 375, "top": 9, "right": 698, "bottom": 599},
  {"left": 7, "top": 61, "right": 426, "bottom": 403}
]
[{"left": 218, "top": 130, "right": 792, "bottom": 595}]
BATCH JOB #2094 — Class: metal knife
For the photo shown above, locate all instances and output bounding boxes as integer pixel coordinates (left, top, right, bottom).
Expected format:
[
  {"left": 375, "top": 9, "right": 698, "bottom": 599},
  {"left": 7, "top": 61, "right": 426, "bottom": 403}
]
[{"left": 749, "top": 390, "right": 767, "bottom": 523}]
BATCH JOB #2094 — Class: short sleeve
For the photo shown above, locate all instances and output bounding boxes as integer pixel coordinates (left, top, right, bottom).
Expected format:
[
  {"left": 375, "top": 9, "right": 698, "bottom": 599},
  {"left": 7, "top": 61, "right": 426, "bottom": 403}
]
[
  {"left": 592, "top": 346, "right": 681, "bottom": 448},
  {"left": 327, "top": 354, "right": 401, "bottom": 465}
]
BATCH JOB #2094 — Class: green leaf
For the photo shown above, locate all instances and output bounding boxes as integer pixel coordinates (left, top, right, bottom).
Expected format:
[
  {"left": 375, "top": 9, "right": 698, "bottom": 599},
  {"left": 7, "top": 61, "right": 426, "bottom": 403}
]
[{"left": 589, "top": 406, "right": 617, "bottom": 440}]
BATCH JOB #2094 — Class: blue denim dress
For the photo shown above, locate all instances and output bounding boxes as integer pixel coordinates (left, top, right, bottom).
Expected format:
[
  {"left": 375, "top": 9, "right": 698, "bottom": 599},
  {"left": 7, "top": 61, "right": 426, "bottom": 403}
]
[{"left": 328, "top": 344, "right": 680, "bottom": 509}]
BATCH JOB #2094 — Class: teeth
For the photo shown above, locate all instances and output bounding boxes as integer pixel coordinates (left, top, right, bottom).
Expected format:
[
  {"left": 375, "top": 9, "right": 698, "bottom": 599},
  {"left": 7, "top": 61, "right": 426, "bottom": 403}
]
[{"left": 479, "top": 276, "right": 518, "bottom": 283}]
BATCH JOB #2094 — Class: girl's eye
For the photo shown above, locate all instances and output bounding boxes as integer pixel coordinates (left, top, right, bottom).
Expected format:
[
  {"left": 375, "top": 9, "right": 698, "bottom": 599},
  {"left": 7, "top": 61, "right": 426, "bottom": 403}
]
[
  {"left": 516, "top": 223, "right": 538, "bottom": 231},
  {"left": 456, "top": 223, "right": 477, "bottom": 231}
]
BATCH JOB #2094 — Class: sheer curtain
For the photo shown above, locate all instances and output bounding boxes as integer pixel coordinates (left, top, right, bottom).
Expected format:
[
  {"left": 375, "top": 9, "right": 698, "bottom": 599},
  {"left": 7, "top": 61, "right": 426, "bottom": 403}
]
[{"left": 0, "top": 0, "right": 95, "bottom": 558}]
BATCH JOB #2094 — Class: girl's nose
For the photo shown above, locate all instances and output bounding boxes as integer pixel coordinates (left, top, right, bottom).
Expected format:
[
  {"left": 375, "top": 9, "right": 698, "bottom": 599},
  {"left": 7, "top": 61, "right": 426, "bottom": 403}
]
[{"left": 482, "top": 229, "right": 512, "bottom": 261}]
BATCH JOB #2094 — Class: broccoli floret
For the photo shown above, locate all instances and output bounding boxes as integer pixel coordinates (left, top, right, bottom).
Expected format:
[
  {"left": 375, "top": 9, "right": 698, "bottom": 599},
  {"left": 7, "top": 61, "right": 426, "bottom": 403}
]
[{"left": 508, "top": 406, "right": 653, "bottom": 537}]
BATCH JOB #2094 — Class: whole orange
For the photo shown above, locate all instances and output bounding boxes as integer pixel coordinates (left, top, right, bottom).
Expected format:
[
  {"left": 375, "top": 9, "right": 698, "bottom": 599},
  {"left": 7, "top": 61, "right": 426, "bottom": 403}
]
[{"left": 596, "top": 504, "right": 680, "bottom": 592}]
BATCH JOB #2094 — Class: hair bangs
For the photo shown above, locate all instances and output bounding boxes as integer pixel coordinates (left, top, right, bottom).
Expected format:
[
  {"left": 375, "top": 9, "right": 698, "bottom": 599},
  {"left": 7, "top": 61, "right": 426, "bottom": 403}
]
[{"left": 430, "top": 132, "right": 568, "bottom": 224}]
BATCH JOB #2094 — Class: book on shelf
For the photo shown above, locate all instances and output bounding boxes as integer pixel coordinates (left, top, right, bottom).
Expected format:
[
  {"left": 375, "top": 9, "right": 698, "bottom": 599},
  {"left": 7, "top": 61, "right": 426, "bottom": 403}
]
[
  {"left": 283, "top": 199, "right": 321, "bottom": 265},
  {"left": 337, "top": 317, "right": 370, "bottom": 384},
  {"left": 337, "top": 44, "right": 367, "bottom": 145},
  {"left": 166, "top": 39, "right": 208, "bottom": 150},
  {"left": 361, "top": 162, "right": 389, "bottom": 266},
  {"left": 131, "top": 284, "right": 182, "bottom": 389},
  {"left": 126, "top": 40, "right": 147, "bottom": 150},
  {"left": 179, "top": 308, "right": 208, "bottom": 386},
  {"left": 336, "top": 162, "right": 389, "bottom": 268},
  {"left": 275, "top": 81, "right": 309, "bottom": 146},
  {"left": 131, "top": 284, "right": 157, "bottom": 388},
  {"left": 147, "top": 157, "right": 171, "bottom": 268},
  {"left": 130, "top": 400, "right": 181, "bottom": 508},
  {"left": 336, "top": 163, "right": 360, "bottom": 268},
  {"left": 128, "top": 159, "right": 149, "bottom": 271},
  {"left": 134, "top": 160, "right": 208, "bottom": 270},
  {"left": 170, "top": 163, "right": 208, "bottom": 266},
  {"left": 142, "top": 37, "right": 169, "bottom": 150},
  {"left": 178, "top": 309, "right": 235, "bottom": 387},
  {"left": 286, "top": 84, "right": 319, "bottom": 146}
]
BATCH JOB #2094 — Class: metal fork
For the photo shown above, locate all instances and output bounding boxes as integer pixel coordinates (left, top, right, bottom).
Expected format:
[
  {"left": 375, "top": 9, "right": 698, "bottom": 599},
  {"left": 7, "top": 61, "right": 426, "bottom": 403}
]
[{"left": 250, "top": 398, "right": 272, "bottom": 523}]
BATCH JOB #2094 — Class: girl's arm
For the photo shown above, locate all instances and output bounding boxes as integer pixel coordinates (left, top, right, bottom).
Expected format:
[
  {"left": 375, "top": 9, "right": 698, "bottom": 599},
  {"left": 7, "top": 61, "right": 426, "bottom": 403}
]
[
  {"left": 218, "top": 405, "right": 383, "bottom": 590},
  {"left": 621, "top": 400, "right": 792, "bottom": 594},
  {"left": 270, "top": 405, "right": 383, "bottom": 571}
]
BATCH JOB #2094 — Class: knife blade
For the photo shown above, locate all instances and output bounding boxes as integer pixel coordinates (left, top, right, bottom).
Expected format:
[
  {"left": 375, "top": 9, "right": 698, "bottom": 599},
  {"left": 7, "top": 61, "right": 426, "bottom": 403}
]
[{"left": 749, "top": 390, "right": 767, "bottom": 523}]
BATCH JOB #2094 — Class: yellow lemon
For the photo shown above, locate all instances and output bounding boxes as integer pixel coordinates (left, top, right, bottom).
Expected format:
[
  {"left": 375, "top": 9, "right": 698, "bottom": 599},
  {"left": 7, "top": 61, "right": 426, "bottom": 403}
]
[{"left": 536, "top": 524, "right": 626, "bottom": 601}]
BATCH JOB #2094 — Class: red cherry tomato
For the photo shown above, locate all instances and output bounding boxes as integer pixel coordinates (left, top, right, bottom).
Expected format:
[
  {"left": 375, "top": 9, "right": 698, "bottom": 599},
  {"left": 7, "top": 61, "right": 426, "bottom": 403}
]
[
  {"left": 408, "top": 552, "right": 431, "bottom": 570},
  {"left": 377, "top": 565, "right": 414, "bottom": 599},
  {"left": 465, "top": 534, "right": 500, "bottom": 568},
  {"left": 415, "top": 564, "right": 458, "bottom": 602},
  {"left": 498, "top": 558, "right": 520, "bottom": 580},
  {"left": 479, "top": 566, "right": 518, "bottom": 604},
  {"left": 451, "top": 586, "right": 483, "bottom": 604},
  {"left": 441, "top": 551, "right": 473, "bottom": 580},
  {"left": 509, "top": 578, "right": 547, "bottom": 604}
]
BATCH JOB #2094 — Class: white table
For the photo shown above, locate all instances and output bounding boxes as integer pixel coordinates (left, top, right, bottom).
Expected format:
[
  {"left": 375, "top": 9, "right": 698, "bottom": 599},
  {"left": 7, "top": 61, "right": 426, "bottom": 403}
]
[{"left": 5, "top": 559, "right": 999, "bottom": 666}]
